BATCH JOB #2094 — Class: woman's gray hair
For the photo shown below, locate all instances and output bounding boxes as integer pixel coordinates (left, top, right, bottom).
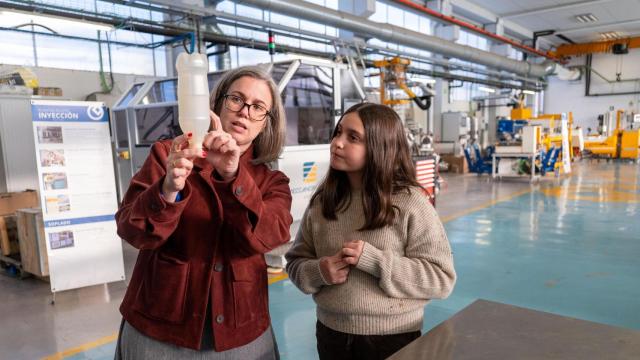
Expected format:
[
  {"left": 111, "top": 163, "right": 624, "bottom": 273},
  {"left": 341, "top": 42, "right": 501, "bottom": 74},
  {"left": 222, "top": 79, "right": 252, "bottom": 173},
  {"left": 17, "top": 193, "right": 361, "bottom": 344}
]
[{"left": 209, "top": 66, "right": 286, "bottom": 165}]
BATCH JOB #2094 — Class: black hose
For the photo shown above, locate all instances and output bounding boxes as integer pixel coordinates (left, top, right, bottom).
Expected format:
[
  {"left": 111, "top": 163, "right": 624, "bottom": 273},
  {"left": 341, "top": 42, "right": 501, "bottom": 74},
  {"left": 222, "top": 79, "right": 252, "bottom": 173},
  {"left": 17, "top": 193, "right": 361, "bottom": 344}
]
[{"left": 411, "top": 95, "right": 431, "bottom": 110}]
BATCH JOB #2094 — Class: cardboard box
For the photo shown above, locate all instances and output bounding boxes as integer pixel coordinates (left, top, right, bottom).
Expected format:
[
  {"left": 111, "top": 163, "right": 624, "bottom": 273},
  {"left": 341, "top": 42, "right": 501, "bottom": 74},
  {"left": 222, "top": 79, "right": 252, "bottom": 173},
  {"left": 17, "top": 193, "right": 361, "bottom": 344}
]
[
  {"left": 16, "top": 208, "right": 49, "bottom": 277},
  {"left": 34, "top": 87, "right": 63, "bottom": 97},
  {"left": 0, "top": 190, "right": 38, "bottom": 216},
  {"left": 441, "top": 154, "right": 468, "bottom": 174},
  {"left": 0, "top": 215, "right": 19, "bottom": 256}
]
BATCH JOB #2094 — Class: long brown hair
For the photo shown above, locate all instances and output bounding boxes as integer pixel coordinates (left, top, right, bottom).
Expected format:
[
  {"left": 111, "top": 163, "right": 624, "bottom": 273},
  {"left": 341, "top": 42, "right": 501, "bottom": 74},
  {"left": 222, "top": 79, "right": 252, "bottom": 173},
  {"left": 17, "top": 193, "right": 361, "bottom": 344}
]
[
  {"left": 209, "top": 66, "right": 286, "bottom": 164},
  {"left": 311, "top": 103, "right": 419, "bottom": 230}
]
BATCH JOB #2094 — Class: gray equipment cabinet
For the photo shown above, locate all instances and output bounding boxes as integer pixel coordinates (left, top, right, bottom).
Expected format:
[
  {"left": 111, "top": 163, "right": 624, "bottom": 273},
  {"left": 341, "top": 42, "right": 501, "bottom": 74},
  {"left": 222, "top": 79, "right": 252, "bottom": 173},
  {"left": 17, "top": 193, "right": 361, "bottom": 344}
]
[{"left": 0, "top": 95, "right": 49, "bottom": 193}]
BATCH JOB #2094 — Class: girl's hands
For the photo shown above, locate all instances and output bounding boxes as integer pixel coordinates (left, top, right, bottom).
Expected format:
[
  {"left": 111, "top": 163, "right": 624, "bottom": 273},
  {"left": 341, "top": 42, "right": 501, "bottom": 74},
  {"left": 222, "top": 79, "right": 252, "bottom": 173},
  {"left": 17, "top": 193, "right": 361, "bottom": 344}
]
[
  {"left": 203, "top": 111, "right": 241, "bottom": 181},
  {"left": 162, "top": 133, "right": 205, "bottom": 202},
  {"left": 319, "top": 240, "right": 365, "bottom": 286},
  {"left": 319, "top": 251, "right": 351, "bottom": 285},
  {"left": 342, "top": 240, "right": 365, "bottom": 266}
]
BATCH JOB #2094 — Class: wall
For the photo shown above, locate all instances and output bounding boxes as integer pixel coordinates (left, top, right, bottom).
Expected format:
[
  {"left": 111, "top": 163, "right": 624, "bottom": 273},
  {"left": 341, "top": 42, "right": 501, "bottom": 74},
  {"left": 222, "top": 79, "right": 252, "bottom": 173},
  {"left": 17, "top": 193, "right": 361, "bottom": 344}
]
[
  {"left": 544, "top": 48, "right": 640, "bottom": 129},
  {"left": 0, "top": 65, "right": 161, "bottom": 108},
  {"left": 443, "top": 99, "right": 475, "bottom": 113}
]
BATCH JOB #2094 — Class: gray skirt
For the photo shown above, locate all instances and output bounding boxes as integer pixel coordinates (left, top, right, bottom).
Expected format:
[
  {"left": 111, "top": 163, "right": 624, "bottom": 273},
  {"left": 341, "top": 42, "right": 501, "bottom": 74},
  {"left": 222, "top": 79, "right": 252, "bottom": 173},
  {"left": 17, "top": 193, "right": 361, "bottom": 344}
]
[{"left": 114, "top": 319, "right": 279, "bottom": 360}]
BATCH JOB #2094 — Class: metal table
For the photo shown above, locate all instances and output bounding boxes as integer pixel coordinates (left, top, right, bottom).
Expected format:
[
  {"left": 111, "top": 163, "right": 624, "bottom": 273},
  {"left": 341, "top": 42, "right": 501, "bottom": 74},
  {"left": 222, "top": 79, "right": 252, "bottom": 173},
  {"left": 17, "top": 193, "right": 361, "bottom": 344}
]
[
  {"left": 492, "top": 152, "right": 540, "bottom": 182},
  {"left": 390, "top": 299, "right": 640, "bottom": 360}
]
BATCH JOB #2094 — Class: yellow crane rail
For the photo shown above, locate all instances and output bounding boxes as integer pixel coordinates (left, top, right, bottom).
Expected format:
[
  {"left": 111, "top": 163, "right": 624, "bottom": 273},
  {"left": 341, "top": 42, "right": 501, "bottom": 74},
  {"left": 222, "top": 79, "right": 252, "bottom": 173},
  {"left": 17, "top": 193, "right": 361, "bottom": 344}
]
[{"left": 550, "top": 37, "right": 640, "bottom": 57}]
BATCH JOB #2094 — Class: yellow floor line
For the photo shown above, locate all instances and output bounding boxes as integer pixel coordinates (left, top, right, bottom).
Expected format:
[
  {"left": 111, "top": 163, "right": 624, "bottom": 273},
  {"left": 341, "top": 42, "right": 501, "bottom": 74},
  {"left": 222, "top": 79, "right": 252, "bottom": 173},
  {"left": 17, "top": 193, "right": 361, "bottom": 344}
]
[
  {"left": 42, "top": 274, "right": 291, "bottom": 359},
  {"left": 441, "top": 187, "right": 533, "bottom": 223},
  {"left": 40, "top": 184, "right": 525, "bottom": 359},
  {"left": 41, "top": 186, "right": 532, "bottom": 360},
  {"left": 41, "top": 332, "right": 118, "bottom": 360},
  {"left": 268, "top": 272, "right": 289, "bottom": 285}
]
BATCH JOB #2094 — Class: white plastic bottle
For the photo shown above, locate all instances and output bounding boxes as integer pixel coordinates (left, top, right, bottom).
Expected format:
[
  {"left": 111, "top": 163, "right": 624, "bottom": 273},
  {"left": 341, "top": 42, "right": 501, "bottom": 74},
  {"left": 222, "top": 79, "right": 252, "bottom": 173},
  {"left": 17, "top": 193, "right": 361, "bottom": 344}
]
[{"left": 176, "top": 52, "right": 210, "bottom": 151}]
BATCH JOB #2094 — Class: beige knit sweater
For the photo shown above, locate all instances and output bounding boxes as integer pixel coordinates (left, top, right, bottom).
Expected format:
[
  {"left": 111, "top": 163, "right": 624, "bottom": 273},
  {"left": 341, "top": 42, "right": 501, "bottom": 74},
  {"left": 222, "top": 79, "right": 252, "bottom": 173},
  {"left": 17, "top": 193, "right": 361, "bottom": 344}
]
[{"left": 285, "top": 187, "right": 456, "bottom": 335}]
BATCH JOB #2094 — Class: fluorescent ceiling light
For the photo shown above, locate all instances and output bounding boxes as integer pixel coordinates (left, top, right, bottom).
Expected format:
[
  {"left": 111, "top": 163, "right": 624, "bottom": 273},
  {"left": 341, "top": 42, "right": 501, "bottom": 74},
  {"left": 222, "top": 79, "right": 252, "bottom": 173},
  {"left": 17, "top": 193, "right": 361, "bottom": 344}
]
[
  {"left": 600, "top": 31, "right": 623, "bottom": 40},
  {"left": 415, "top": 78, "right": 436, "bottom": 84},
  {"left": 0, "top": 10, "right": 113, "bottom": 32},
  {"left": 522, "top": 90, "right": 536, "bottom": 95},
  {"left": 478, "top": 86, "right": 495, "bottom": 93},
  {"left": 575, "top": 13, "right": 598, "bottom": 23}
]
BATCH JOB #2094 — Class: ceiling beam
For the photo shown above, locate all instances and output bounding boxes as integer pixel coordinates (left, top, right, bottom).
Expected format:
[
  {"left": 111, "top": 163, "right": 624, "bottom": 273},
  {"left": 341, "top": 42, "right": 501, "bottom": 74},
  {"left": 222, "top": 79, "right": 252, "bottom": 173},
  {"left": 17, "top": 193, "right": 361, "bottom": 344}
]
[
  {"left": 500, "top": 0, "right": 616, "bottom": 19},
  {"left": 391, "top": 0, "right": 561, "bottom": 60},
  {"left": 448, "top": 0, "right": 558, "bottom": 49},
  {"left": 448, "top": 0, "right": 532, "bottom": 40}
]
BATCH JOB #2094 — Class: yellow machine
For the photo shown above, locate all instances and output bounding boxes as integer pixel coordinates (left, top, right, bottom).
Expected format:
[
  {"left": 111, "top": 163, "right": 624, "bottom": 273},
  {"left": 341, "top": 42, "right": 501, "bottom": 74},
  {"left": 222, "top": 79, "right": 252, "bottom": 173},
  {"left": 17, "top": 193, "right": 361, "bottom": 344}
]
[
  {"left": 510, "top": 107, "right": 532, "bottom": 121},
  {"left": 510, "top": 94, "right": 532, "bottom": 120},
  {"left": 529, "top": 113, "right": 574, "bottom": 159},
  {"left": 509, "top": 96, "right": 574, "bottom": 167},
  {"left": 621, "top": 130, "right": 640, "bottom": 159},
  {"left": 584, "top": 110, "right": 640, "bottom": 160},
  {"left": 373, "top": 57, "right": 432, "bottom": 110}
]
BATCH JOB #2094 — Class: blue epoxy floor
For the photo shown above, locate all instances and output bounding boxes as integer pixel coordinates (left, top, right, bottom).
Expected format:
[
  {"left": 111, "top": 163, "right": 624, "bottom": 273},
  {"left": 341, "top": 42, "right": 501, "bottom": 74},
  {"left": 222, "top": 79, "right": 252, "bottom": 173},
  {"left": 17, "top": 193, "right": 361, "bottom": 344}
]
[
  {"left": 6, "top": 162, "right": 640, "bottom": 359},
  {"left": 271, "top": 163, "right": 640, "bottom": 359}
]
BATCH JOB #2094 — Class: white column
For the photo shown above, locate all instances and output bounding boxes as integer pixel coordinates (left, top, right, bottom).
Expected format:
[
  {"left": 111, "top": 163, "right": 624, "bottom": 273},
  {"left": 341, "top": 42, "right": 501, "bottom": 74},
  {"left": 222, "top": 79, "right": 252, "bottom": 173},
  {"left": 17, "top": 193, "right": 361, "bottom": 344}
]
[
  {"left": 485, "top": 18, "right": 512, "bottom": 144},
  {"left": 428, "top": 0, "right": 459, "bottom": 141}
]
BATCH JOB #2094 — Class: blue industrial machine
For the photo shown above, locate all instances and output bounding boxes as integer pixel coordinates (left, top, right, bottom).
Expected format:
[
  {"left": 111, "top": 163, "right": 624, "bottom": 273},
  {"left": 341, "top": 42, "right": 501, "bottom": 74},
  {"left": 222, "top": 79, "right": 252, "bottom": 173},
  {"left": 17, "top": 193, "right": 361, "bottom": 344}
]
[
  {"left": 497, "top": 119, "right": 528, "bottom": 143},
  {"left": 539, "top": 146, "right": 561, "bottom": 176},
  {"left": 464, "top": 144, "right": 494, "bottom": 174}
]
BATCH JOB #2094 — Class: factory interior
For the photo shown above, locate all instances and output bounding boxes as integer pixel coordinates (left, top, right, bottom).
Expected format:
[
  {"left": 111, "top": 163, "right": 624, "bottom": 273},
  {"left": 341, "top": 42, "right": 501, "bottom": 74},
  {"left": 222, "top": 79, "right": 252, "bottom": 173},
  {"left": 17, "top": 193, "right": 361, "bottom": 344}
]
[{"left": 0, "top": 0, "right": 639, "bottom": 359}]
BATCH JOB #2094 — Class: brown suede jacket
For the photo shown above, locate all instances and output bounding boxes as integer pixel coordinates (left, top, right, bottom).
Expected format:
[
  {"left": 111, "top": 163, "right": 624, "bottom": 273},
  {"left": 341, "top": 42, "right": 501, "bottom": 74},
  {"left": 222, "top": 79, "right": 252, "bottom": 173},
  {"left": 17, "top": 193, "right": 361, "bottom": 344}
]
[{"left": 116, "top": 139, "right": 292, "bottom": 351}]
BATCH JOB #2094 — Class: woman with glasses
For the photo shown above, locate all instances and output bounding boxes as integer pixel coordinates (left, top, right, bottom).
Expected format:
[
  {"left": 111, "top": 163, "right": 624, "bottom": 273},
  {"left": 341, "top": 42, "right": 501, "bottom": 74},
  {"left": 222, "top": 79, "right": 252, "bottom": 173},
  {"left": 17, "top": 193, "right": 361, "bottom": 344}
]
[{"left": 114, "top": 66, "right": 292, "bottom": 359}]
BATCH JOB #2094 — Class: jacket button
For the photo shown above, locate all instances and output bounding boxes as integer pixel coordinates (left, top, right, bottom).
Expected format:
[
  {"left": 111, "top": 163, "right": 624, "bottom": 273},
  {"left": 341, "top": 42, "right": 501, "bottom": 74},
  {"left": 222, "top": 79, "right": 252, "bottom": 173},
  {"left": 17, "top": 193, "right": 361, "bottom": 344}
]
[
  {"left": 214, "top": 263, "right": 223, "bottom": 272},
  {"left": 150, "top": 202, "right": 161, "bottom": 211},
  {"left": 216, "top": 315, "right": 224, "bottom": 324},
  {"left": 234, "top": 186, "right": 243, "bottom": 196}
]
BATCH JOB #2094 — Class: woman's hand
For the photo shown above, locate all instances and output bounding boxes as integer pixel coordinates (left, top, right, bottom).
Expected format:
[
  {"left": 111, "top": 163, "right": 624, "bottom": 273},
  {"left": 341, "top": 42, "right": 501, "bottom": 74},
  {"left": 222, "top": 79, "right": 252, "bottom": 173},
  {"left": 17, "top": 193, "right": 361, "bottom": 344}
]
[
  {"left": 319, "top": 251, "right": 351, "bottom": 285},
  {"left": 162, "top": 133, "right": 204, "bottom": 202},
  {"left": 203, "top": 111, "right": 241, "bottom": 181}
]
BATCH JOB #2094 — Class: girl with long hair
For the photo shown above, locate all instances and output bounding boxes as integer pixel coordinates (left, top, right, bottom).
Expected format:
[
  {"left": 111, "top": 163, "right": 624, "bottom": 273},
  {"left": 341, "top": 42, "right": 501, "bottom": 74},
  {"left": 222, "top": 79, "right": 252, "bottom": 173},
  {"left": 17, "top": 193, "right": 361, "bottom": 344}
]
[{"left": 286, "top": 103, "right": 456, "bottom": 360}]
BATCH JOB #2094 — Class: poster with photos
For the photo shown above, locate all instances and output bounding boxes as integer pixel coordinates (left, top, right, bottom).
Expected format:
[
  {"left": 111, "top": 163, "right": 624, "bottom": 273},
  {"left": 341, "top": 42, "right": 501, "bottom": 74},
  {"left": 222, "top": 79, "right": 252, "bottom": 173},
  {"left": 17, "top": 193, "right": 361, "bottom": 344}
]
[{"left": 31, "top": 100, "right": 125, "bottom": 293}]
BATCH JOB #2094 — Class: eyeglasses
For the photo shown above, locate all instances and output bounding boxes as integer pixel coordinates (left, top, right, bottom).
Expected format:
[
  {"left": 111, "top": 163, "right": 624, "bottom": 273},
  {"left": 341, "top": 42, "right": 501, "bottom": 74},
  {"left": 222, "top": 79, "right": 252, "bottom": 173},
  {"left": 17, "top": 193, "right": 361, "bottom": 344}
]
[{"left": 222, "top": 94, "right": 271, "bottom": 122}]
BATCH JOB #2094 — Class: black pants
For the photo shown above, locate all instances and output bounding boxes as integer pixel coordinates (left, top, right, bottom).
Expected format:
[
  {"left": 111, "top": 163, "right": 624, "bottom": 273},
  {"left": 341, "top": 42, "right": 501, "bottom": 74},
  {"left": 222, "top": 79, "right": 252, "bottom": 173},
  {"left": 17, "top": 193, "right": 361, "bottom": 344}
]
[{"left": 316, "top": 321, "right": 420, "bottom": 360}]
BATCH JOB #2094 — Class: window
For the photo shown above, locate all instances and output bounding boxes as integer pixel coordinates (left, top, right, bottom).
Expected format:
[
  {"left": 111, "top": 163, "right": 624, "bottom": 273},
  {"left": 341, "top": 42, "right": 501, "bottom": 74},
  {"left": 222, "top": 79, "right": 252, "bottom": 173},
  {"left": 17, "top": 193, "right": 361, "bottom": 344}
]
[
  {"left": 370, "top": 2, "right": 388, "bottom": 23},
  {"left": 281, "top": 65, "right": 334, "bottom": 146},
  {"left": 365, "top": 1, "right": 432, "bottom": 69},
  {"left": 36, "top": 36, "right": 101, "bottom": 72},
  {"left": 387, "top": 5, "right": 404, "bottom": 27},
  {"left": 457, "top": 30, "right": 490, "bottom": 52},
  {"left": 237, "top": 48, "right": 272, "bottom": 66},
  {"left": 215, "top": 1, "right": 338, "bottom": 66},
  {"left": 108, "top": 43, "right": 156, "bottom": 76},
  {"left": 0, "top": 32, "right": 35, "bottom": 66},
  {"left": 236, "top": 4, "right": 263, "bottom": 20},
  {"left": 0, "top": 1, "right": 169, "bottom": 76}
]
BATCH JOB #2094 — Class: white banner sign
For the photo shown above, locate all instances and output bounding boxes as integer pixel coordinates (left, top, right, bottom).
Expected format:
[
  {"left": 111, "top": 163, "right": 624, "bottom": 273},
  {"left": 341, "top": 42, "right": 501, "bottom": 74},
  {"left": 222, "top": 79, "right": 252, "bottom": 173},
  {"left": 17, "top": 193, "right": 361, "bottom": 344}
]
[
  {"left": 279, "top": 145, "right": 330, "bottom": 222},
  {"left": 561, "top": 113, "right": 572, "bottom": 174},
  {"left": 31, "top": 100, "right": 125, "bottom": 293}
]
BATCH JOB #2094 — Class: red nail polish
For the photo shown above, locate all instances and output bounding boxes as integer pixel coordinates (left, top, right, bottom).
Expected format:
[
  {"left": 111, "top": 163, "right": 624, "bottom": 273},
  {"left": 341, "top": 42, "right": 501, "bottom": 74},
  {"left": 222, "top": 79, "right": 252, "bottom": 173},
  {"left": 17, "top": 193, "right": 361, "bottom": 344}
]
[
  {"left": 187, "top": 132, "right": 193, "bottom": 137},
  {"left": 202, "top": 151, "right": 207, "bottom": 157}
]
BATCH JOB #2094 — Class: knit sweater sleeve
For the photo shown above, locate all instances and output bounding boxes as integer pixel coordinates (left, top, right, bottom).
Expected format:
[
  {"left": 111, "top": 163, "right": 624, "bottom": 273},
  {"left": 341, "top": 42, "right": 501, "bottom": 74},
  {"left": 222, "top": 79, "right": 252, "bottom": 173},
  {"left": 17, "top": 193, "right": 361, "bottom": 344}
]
[
  {"left": 285, "top": 206, "right": 328, "bottom": 294},
  {"left": 356, "top": 191, "right": 456, "bottom": 300}
]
